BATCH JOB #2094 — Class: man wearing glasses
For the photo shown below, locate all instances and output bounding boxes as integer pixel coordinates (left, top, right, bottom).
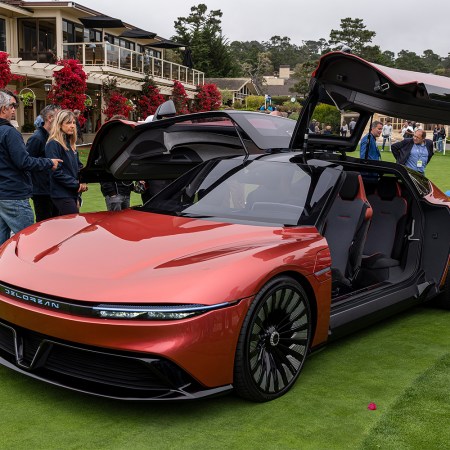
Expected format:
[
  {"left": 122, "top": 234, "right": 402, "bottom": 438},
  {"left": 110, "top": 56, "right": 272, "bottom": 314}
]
[
  {"left": 391, "top": 129, "right": 434, "bottom": 174},
  {"left": 0, "top": 90, "right": 62, "bottom": 245}
]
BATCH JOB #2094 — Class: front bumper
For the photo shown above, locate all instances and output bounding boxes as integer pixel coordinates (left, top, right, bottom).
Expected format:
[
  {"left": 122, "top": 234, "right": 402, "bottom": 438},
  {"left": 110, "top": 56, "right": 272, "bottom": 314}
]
[{"left": 0, "top": 320, "right": 232, "bottom": 400}]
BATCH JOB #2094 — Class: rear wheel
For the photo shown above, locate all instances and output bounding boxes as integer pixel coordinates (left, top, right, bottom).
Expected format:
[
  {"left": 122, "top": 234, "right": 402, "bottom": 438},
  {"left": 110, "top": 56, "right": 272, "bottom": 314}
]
[{"left": 234, "top": 276, "right": 312, "bottom": 402}]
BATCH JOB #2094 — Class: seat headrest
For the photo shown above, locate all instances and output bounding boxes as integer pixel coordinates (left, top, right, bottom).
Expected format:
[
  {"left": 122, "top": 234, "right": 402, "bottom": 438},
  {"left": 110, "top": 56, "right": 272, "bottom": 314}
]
[
  {"left": 340, "top": 172, "right": 360, "bottom": 200},
  {"left": 377, "top": 177, "right": 397, "bottom": 200}
]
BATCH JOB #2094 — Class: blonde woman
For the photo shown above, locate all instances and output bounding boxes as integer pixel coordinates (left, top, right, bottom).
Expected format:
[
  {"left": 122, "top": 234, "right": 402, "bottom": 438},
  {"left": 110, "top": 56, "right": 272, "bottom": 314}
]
[{"left": 45, "top": 110, "right": 88, "bottom": 215}]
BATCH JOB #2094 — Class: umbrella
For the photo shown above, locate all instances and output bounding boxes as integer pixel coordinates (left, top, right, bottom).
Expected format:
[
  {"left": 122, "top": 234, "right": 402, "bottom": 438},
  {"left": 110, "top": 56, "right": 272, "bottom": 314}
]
[
  {"left": 79, "top": 15, "right": 124, "bottom": 29},
  {"left": 148, "top": 39, "right": 186, "bottom": 49},
  {"left": 119, "top": 28, "right": 157, "bottom": 39},
  {"left": 182, "top": 48, "right": 194, "bottom": 69}
]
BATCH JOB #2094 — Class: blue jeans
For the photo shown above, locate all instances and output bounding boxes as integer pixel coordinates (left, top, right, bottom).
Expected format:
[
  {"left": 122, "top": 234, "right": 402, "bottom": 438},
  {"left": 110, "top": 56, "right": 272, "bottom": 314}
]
[
  {"left": 0, "top": 199, "right": 34, "bottom": 245},
  {"left": 436, "top": 138, "right": 444, "bottom": 152}
]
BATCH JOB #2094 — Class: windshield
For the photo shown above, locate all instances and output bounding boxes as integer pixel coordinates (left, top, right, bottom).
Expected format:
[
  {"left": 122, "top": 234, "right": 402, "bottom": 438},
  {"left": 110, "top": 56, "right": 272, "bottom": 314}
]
[{"left": 141, "top": 158, "right": 342, "bottom": 226}]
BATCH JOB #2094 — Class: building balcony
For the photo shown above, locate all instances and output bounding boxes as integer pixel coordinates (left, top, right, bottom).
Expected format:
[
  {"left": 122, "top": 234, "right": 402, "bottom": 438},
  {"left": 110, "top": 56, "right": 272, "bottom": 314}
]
[{"left": 61, "top": 42, "right": 204, "bottom": 88}]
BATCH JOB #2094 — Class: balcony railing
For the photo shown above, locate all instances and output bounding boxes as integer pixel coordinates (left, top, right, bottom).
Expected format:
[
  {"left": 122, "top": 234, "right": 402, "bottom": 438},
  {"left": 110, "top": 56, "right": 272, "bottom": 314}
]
[{"left": 62, "top": 42, "right": 204, "bottom": 86}]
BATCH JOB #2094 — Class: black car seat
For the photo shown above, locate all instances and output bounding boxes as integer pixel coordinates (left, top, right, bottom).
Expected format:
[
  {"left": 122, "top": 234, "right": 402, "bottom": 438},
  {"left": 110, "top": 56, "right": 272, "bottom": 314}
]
[
  {"left": 324, "top": 171, "right": 373, "bottom": 295},
  {"left": 361, "top": 176, "right": 408, "bottom": 283}
]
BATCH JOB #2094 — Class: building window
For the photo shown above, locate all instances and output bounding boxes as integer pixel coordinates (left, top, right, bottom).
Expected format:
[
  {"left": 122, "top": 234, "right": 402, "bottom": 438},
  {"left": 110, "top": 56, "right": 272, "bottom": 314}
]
[
  {"left": 0, "top": 19, "right": 6, "bottom": 52},
  {"left": 62, "top": 19, "right": 83, "bottom": 43},
  {"left": 18, "top": 18, "right": 56, "bottom": 63}
]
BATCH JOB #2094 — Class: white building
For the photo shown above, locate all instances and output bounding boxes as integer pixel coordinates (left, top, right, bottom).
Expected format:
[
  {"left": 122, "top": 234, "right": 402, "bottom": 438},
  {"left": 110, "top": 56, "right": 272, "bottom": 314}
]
[{"left": 0, "top": 0, "right": 204, "bottom": 132}]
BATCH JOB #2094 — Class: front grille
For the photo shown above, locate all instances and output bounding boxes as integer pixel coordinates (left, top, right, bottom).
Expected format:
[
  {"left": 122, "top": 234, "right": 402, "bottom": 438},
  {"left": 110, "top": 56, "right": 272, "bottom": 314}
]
[
  {"left": 0, "top": 320, "right": 205, "bottom": 399},
  {"left": 46, "top": 345, "right": 164, "bottom": 390}
]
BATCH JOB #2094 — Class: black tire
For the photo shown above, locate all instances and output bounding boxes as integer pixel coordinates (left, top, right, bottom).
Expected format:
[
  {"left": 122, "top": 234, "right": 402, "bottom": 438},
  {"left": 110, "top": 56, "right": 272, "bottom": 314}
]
[{"left": 234, "top": 276, "right": 312, "bottom": 402}]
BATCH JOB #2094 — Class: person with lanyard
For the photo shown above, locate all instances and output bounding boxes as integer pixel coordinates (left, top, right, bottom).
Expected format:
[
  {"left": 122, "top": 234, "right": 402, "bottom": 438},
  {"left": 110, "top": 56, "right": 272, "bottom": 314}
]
[
  {"left": 360, "top": 120, "right": 383, "bottom": 160},
  {"left": 391, "top": 129, "right": 434, "bottom": 174}
]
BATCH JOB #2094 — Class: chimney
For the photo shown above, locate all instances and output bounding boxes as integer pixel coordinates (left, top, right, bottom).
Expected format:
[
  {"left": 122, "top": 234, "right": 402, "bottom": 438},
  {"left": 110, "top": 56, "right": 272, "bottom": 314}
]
[{"left": 279, "top": 65, "right": 290, "bottom": 80}]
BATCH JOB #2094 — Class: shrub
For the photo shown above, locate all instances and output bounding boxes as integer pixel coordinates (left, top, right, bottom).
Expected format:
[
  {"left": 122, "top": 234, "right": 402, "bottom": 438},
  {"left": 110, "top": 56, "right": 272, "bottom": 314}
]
[
  {"left": 245, "top": 95, "right": 265, "bottom": 110},
  {"left": 192, "top": 83, "right": 222, "bottom": 112},
  {"left": 313, "top": 103, "right": 341, "bottom": 131},
  {"left": 172, "top": 80, "right": 189, "bottom": 115}
]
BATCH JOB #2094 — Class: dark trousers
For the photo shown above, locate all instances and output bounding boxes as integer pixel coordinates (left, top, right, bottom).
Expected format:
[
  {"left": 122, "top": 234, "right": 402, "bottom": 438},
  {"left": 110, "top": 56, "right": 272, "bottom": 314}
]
[
  {"left": 32, "top": 195, "right": 58, "bottom": 222},
  {"left": 52, "top": 197, "right": 79, "bottom": 216}
]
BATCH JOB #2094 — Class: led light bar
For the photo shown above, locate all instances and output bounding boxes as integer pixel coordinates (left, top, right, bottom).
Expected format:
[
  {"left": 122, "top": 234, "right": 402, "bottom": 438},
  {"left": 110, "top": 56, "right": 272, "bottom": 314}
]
[{"left": 93, "top": 302, "right": 231, "bottom": 320}]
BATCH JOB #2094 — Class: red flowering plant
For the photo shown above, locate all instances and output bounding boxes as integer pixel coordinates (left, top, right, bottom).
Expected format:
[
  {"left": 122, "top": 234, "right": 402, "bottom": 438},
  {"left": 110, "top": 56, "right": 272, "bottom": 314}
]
[
  {"left": 47, "top": 59, "right": 87, "bottom": 125},
  {"left": 136, "top": 77, "right": 165, "bottom": 120},
  {"left": 0, "top": 52, "right": 24, "bottom": 88},
  {"left": 171, "top": 80, "right": 190, "bottom": 115},
  {"left": 192, "top": 83, "right": 222, "bottom": 112},
  {"left": 102, "top": 91, "right": 134, "bottom": 120}
]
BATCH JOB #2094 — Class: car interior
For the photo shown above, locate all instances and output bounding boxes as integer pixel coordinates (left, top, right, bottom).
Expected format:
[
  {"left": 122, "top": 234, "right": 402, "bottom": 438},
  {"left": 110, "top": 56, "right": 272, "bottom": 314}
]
[{"left": 323, "top": 166, "right": 422, "bottom": 301}]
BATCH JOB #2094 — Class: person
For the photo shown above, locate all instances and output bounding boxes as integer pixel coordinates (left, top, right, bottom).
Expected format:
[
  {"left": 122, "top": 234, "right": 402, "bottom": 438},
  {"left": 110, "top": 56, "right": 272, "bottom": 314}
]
[
  {"left": 0, "top": 90, "right": 61, "bottom": 245},
  {"left": 322, "top": 125, "right": 332, "bottom": 135},
  {"left": 308, "top": 119, "right": 317, "bottom": 133},
  {"left": 34, "top": 113, "right": 43, "bottom": 129},
  {"left": 26, "top": 104, "right": 61, "bottom": 221},
  {"left": 99, "top": 114, "right": 134, "bottom": 211},
  {"left": 360, "top": 120, "right": 383, "bottom": 160},
  {"left": 391, "top": 129, "right": 434, "bottom": 174},
  {"left": 435, "top": 124, "right": 446, "bottom": 152},
  {"left": 269, "top": 107, "right": 283, "bottom": 116},
  {"left": 348, "top": 118, "right": 356, "bottom": 135},
  {"left": 73, "top": 109, "right": 83, "bottom": 144},
  {"left": 340, "top": 121, "right": 349, "bottom": 137},
  {"left": 45, "top": 109, "right": 88, "bottom": 215},
  {"left": 401, "top": 121, "right": 414, "bottom": 139},
  {"left": 381, "top": 121, "right": 392, "bottom": 151}
]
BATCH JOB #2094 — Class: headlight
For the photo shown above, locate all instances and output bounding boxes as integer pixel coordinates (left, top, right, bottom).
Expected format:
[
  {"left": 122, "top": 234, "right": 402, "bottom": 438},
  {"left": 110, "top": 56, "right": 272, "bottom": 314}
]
[{"left": 93, "top": 302, "right": 232, "bottom": 320}]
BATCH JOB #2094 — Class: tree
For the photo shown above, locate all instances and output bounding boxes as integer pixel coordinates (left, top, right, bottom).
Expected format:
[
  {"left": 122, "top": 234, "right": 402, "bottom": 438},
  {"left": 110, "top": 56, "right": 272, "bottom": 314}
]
[
  {"left": 241, "top": 51, "right": 272, "bottom": 94},
  {"left": 229, "top": 41, "right": 265, "bottom": 76},
  {"left": 171, "top": 80, "right": 190, "bottom": 114},
  {"left": 47, "top": 59, "right": 87, "bottom": 113},
  {"left": 136, "top": 76, "right": 165, "bottom": 120},
  {"left": 395, "top": 50, "right": 428, "bottom": 72},
  {"left": 421, "top": 50, "right": 442, "bottom": 73},
  {"left": 328, "top": 18, "right": 376, "bottom": 55},
  {"left": 291, "top": 60, "right": 318, "bottom": 98},
  {"left": 263, "top": 36, "right": 301, "bottom": 71},
  {"left": 102, "top": 91, "right": 134, "bottom": 120},
  {"left": 192, "top": 83, "right": 222, "bottom": 112},
  {"left": 173, "top": 4, "right": 238, "bottom": 77}
]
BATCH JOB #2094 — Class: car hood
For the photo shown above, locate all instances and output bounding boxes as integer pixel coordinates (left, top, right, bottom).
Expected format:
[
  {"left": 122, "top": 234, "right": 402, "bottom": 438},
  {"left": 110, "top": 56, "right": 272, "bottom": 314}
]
[{"left": 0, "top": 210, "right": 321, "bottom": 305}]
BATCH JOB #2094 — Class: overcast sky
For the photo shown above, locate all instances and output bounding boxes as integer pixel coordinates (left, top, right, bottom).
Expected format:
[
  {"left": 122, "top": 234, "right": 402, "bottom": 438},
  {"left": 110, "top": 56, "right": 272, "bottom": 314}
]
[{"left": 42, "top": 0, "right": 450, "bottom": 56}]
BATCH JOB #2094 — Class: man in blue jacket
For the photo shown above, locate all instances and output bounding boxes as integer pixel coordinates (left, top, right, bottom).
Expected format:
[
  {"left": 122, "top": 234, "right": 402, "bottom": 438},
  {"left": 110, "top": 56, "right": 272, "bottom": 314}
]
[
  {"left": 360, "top": 120, "right": 383, "bottom": 160},
  {"left": 391, "top": 129, "right": 434, "bottom": 175},
  {"left": 0, "top": 90, "right": 61, "bottom": 245},
  {"left": 26, "top": 104, "right": 60, "bottom": 221}
]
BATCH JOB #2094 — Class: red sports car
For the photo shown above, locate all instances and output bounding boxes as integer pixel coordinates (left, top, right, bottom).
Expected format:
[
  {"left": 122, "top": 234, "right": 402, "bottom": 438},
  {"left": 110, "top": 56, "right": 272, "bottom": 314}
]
[{"left": 0, "top": 52, "right": 449, "bottom": 401}]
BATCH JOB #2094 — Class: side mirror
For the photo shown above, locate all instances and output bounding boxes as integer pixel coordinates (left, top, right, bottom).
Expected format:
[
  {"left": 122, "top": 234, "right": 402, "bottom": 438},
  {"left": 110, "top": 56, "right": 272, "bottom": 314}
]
[{"left": 154, "top": 100, "right": 177, "bottom": 121}]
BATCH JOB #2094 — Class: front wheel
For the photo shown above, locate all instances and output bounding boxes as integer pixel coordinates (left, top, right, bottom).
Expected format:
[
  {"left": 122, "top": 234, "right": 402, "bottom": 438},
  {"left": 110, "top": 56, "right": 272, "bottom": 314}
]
[{"left": 234, "top": 276, "right": 312, "bottom": 402}]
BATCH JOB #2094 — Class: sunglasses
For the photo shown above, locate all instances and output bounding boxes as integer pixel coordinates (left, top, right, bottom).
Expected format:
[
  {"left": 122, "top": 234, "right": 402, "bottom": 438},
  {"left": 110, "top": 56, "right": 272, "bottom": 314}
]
[{"left": 8, "top": 103, "right": 19, "bottom": 109}]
